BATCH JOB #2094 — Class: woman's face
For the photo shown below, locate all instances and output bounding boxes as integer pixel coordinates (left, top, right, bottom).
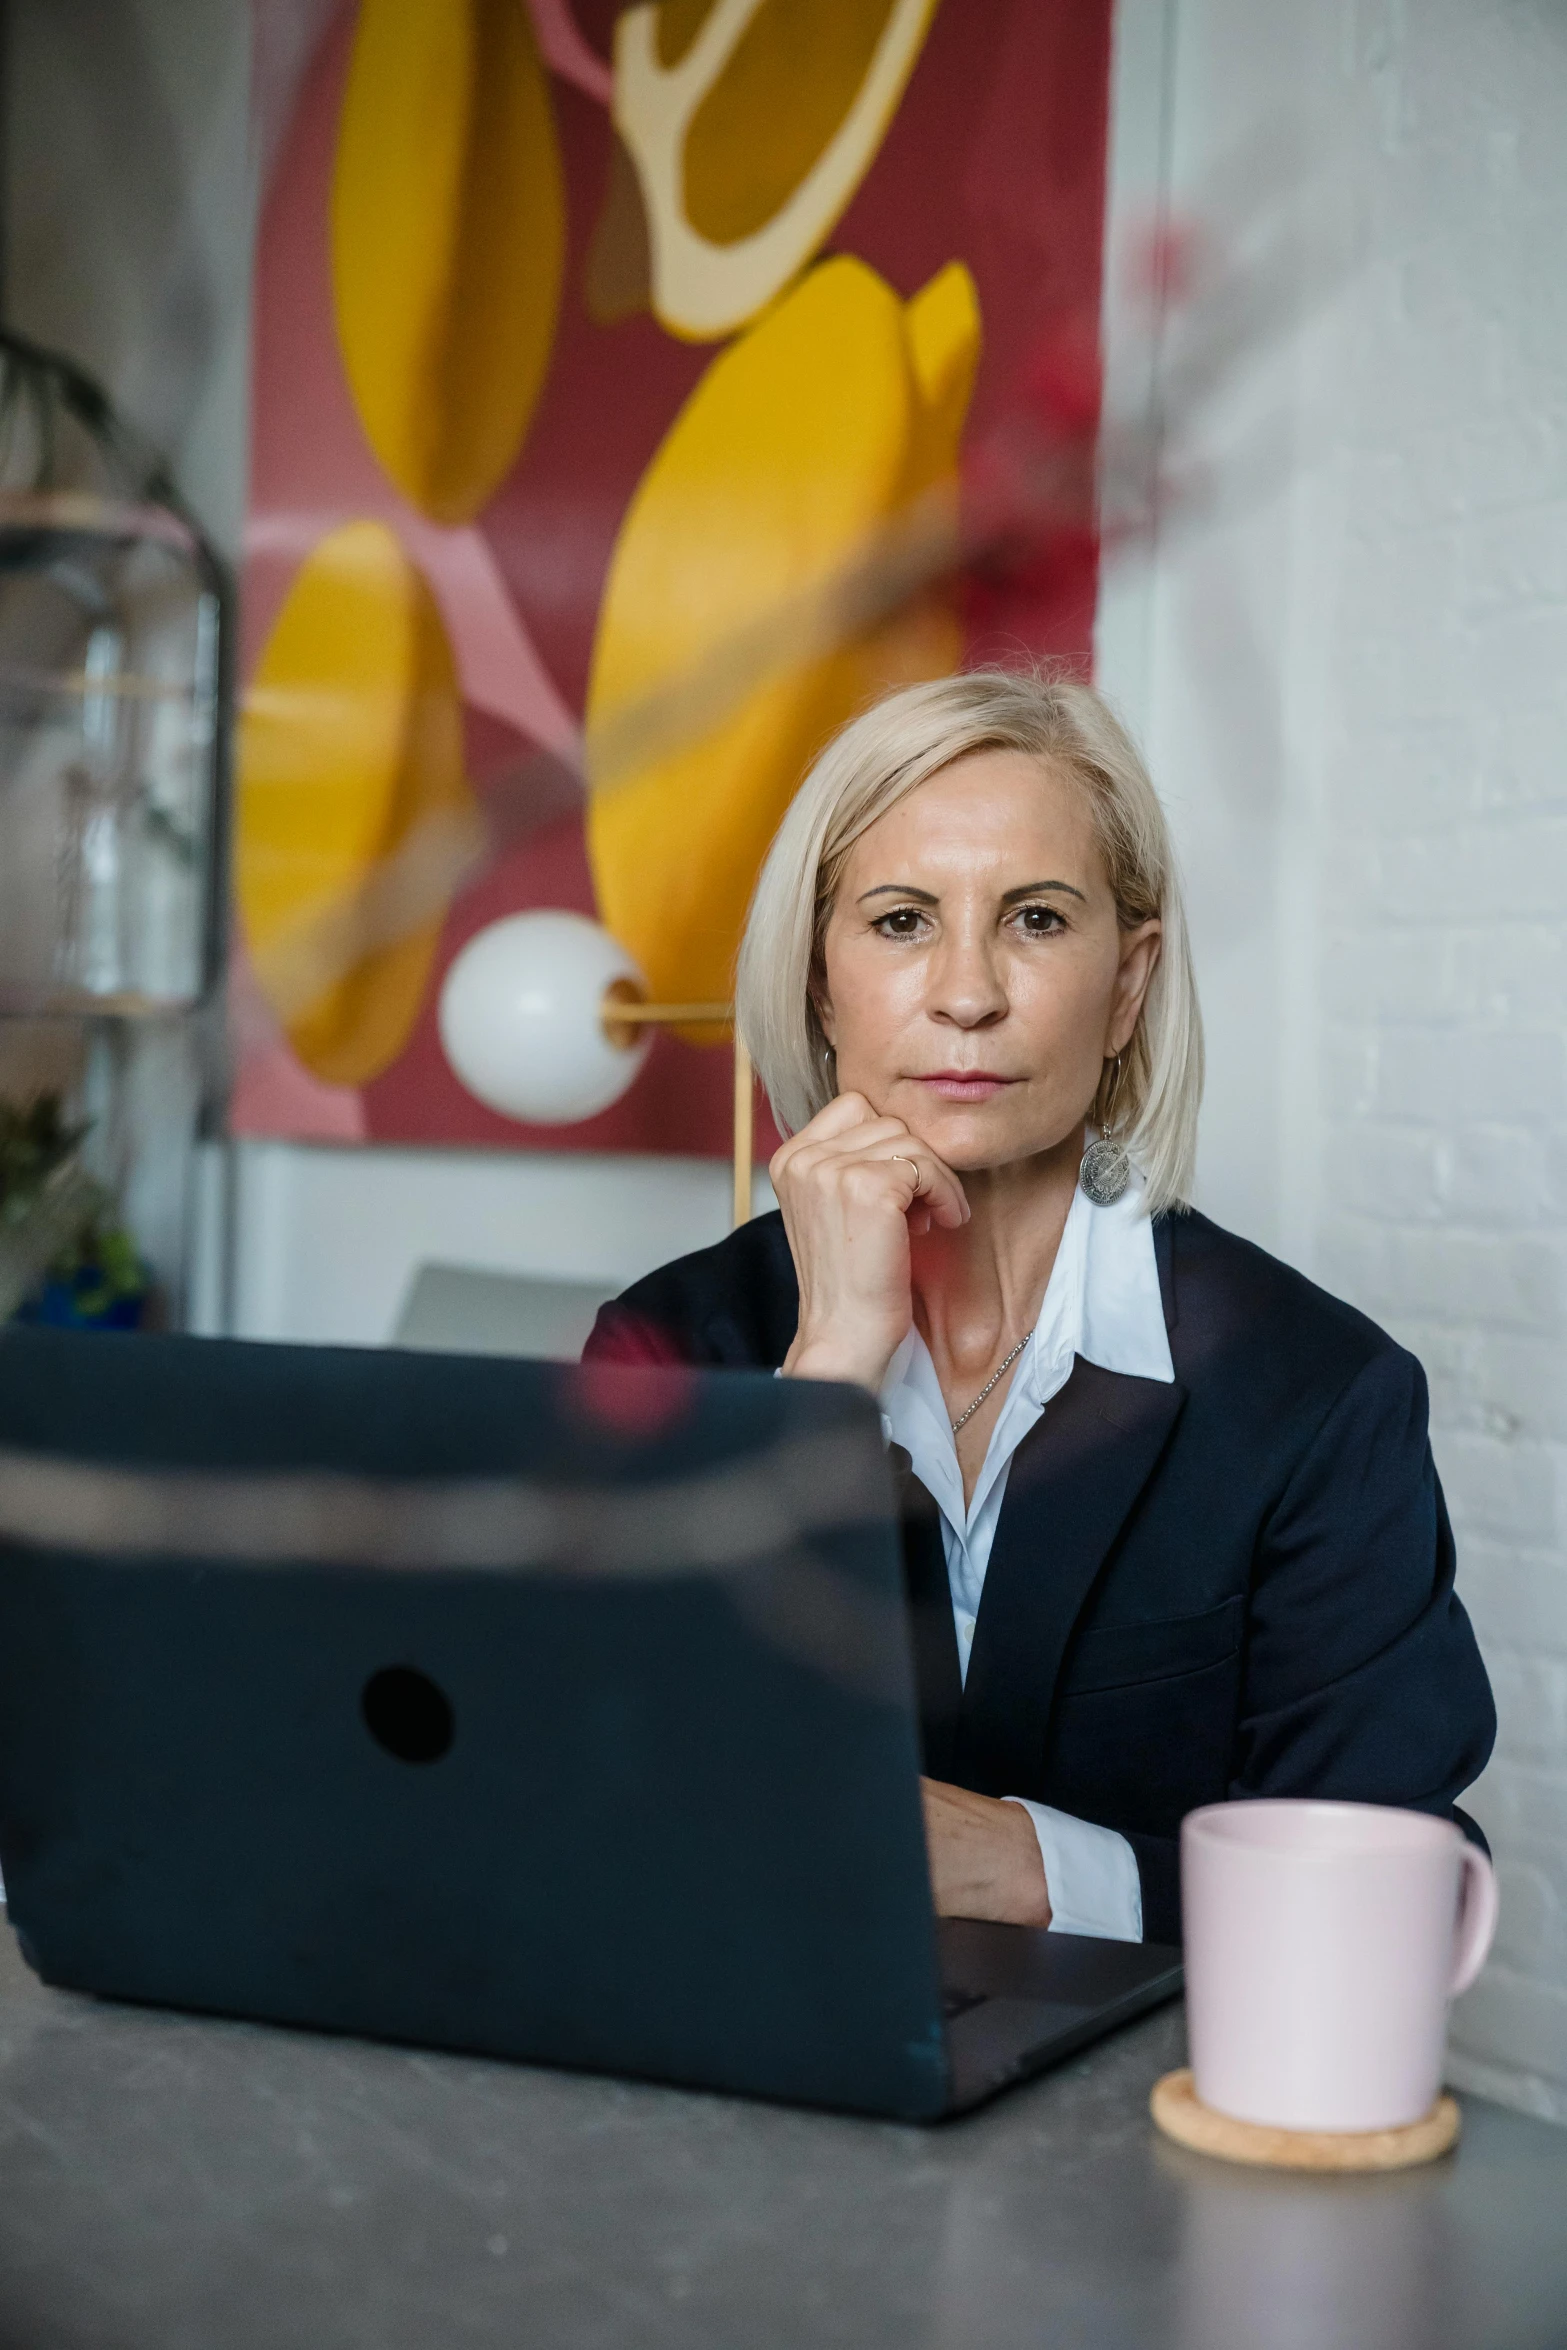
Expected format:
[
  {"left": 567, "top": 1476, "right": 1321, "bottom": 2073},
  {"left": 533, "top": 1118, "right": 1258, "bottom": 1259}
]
[{"left": 817, "top": 750, "right": 1162, "bottom": 1172}]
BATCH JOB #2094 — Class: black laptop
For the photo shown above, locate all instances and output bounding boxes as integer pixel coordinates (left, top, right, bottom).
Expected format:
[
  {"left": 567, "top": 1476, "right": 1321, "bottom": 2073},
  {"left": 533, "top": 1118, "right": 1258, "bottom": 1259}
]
[{"left": 0, "top": 1325, "right": 1180, "bottom": 2120}]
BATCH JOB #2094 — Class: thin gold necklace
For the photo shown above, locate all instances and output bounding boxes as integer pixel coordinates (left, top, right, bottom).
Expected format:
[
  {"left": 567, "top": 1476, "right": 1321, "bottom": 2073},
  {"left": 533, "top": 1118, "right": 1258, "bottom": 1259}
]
[{"left": 950, "top": 1332, "right": 1032, "bottom": 1434}]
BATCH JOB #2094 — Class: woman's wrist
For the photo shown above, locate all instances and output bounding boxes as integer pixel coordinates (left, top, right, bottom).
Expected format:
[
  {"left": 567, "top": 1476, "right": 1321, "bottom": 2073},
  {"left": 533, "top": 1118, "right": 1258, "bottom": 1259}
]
[
  {"left": 781, "top": 1328, "right": 899, "bottom": 1393},
  {"left": 920, "top": 1778, "right": 1053, "bottom": 1929},
  {"left": 995, "top": 1800, "right": 1054, "bottom": 1928}
]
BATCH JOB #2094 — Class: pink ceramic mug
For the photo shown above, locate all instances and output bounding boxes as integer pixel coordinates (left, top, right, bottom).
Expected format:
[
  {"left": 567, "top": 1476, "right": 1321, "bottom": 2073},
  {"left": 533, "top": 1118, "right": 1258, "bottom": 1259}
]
[{"left": 1181, "top": 1799, "right": 1499, "bottom": 2133}]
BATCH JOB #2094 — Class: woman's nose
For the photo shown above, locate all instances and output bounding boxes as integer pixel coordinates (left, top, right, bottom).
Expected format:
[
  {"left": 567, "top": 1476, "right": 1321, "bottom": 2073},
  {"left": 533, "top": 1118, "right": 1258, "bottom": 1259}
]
[{"left": 927, "top": 930, "right": 1008, "bottom": 1027}]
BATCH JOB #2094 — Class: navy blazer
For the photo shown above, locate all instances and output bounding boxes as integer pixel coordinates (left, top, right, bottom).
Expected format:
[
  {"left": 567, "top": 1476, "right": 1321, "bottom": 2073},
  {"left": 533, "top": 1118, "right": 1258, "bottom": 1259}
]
[{"left": 584, "top": 1208, "right": 1496, "bottom": 1943}]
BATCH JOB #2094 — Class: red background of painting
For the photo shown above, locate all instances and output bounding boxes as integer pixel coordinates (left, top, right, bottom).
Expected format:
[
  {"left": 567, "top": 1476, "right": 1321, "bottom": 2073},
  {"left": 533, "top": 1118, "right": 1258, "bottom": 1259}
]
[{"left": 240, "top": 0, "right": 1112, "bottom": 1155}]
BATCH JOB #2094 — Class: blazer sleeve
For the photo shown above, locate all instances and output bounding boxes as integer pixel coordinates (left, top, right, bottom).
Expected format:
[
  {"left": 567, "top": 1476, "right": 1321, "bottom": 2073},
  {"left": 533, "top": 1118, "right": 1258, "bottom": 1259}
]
[
  {"left": 1126, "top": 1344, "right": 1496, "bottom": 1943},
  {"left": 582, "top": 1300, "right": 692, "bottom": 1366}
]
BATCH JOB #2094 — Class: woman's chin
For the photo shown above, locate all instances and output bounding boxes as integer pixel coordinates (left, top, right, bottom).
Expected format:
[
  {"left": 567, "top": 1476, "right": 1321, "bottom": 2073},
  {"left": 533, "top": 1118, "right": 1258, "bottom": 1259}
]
[{"left": 894, "top": 1098, "right": 1069, "bottom": 1172}]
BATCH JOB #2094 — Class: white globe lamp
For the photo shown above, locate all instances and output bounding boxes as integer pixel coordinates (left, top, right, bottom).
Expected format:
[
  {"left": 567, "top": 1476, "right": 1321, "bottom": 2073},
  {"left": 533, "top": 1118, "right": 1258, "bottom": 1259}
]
[{"left": 438, "top": 910, "right": 652, "bottom": 1123}]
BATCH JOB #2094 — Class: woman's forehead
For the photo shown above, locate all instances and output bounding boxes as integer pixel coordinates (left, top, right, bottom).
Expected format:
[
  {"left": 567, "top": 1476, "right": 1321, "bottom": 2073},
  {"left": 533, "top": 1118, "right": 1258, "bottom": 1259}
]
[{"left": 846, "top": 750, "right": 1101, "bottom": 880}]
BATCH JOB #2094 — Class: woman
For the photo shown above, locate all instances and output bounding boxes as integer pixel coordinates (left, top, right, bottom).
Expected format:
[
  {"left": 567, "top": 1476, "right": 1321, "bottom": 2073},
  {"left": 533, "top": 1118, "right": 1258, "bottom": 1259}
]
[{"left": 585, "top": 669, "right": 1494, "bottom": 1947}]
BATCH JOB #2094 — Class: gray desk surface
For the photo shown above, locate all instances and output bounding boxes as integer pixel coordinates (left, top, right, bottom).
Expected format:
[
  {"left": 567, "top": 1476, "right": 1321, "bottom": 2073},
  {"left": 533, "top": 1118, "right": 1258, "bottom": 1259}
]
[{"left": 0, "top": 1929, "right": 1562, "bottom": 2350}]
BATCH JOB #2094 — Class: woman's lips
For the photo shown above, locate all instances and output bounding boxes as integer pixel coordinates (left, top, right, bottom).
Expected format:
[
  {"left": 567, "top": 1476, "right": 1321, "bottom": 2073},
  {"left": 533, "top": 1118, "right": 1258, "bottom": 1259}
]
[{"left": 914, "top": 1073, "right": 1019, "bottom": 1103}]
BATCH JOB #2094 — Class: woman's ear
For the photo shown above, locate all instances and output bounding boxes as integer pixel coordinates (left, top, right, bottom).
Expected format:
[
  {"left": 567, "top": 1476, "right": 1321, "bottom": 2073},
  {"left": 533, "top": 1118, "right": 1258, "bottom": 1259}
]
[
  {"left": 813, "top": 987, "right": 837, "bottom": 1050},
  {"left": 1109, "top": 919, "right": 1161, "bottom": 1054}
]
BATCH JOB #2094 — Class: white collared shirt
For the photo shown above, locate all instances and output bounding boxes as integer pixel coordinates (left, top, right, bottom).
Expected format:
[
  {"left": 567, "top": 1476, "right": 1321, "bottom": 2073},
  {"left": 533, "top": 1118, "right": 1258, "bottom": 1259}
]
[{"left": 880, "top": 1177, "right": 1175, "bottom": 1942}]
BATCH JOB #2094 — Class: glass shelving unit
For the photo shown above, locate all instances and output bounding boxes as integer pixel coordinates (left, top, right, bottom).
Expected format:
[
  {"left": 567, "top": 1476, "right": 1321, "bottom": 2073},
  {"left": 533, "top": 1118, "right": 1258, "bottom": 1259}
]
[{"left": 0, "top": 328, "right": 230, "bottom": 1327}]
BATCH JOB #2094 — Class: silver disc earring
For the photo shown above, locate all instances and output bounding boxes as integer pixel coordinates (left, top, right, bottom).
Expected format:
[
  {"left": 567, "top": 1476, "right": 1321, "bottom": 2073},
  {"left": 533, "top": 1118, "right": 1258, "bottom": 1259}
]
[
  {"left": 1079, "top": 1053, "right": 1130, "bottom": 1205},
  {"left": 1079, "top": 1133, "right": 1131, "bottom": 1205}
]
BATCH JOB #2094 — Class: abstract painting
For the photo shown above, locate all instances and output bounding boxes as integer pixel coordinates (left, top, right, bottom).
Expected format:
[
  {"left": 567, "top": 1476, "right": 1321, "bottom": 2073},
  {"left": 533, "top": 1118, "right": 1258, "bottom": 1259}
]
[{"left": 236, "top": 0, "right": 1113, "bottom": 1156}]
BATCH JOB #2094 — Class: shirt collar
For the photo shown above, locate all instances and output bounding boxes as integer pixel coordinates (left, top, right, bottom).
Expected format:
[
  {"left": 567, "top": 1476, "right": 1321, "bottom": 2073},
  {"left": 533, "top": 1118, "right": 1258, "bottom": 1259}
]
[
  {"left": 880, "top": 1175, "right": 1175, "bottom": 1498},
  {"left": 1039, "top": 1172, "right": 1175, "bottom": 1393}
]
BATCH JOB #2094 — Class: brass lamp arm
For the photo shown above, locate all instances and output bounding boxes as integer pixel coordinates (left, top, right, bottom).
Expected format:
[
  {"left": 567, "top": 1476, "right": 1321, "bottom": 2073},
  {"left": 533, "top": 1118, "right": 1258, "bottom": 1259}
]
[{"left": 599, "top": 1001, "right": 731, "bottom": 1029}]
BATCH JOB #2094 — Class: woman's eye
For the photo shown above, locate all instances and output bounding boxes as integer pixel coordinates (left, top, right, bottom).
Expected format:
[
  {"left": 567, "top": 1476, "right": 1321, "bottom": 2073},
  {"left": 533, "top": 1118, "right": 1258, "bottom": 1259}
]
[
  {"left": 1012, "top": 904, "right": 1065, "bottom": 936},
  {"left": 874, "top": 906, "right": 928, "bottom": 938}
]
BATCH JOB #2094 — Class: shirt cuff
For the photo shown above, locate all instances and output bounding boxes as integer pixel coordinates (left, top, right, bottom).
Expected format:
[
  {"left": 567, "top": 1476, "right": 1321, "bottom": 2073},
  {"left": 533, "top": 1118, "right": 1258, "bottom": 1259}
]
[{"left": 1003, "top": 1799, "right": 1143, "bottom": 1942}]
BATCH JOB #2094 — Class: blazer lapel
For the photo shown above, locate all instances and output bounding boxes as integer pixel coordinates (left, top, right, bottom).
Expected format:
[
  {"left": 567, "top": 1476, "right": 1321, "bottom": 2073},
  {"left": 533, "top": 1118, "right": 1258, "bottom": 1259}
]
[
  {"left": 889, "top": 1445, "right": 962, "bottom": 1781},
  {"left": 953, "top": 1357, "right": 1187, "bottom": 1796},
  {"left": 1154, "top": 1212, "right": 1178, "bottom": 1333}
]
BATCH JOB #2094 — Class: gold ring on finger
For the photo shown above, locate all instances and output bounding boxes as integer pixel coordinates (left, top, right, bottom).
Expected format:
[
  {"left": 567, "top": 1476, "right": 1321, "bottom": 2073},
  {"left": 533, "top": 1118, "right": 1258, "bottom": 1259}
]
[{"left": 891, "top": 1153, "right": 926, "bottom": 1196}]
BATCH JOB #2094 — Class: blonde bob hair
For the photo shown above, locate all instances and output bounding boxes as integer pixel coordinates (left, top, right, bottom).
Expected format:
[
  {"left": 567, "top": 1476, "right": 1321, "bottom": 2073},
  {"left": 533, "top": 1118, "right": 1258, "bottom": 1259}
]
[{"left": 736, "top": 668, "right": 1204, "bottom": 1214}]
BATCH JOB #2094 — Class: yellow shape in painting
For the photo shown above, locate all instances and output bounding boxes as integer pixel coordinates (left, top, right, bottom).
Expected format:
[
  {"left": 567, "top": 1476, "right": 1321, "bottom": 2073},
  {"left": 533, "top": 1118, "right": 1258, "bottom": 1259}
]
[
  {"left": 585, "top": 255, "right": 980, "bottom": 1020},
  {"left": 238, "top": 521, "right": 475, "bottom": 1086},
  {"left": 905, "top": 258, "right": 983, "bottom": 479},
  {"left": 615, "top": 0, "right": 941, "bottom": 340},
  {"left": 332, "top": 0, "right": 564, "bottom": 523}
]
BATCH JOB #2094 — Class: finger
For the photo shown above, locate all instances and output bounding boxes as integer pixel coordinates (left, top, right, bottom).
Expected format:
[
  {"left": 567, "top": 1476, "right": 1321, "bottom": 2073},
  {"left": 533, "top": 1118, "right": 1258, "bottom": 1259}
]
[
  {"left": 769, "top": 1091, "right": 880, "bottom": 1184},
  {"left": 908, "top": 1139, "right": 971, "bottom": 1229},
  {"left": 795, "top": 1104, "right": 907, "bottom": 1154},
  {"left": 810, "top": 1138, "right": 968, "bottom": 1231},
  {"left": 778, "top": 1109, "right": 970, "bottom": 1229},
  {"left": 791, "top": 1115, "right": 919, "bottom": 1169},
  {"left": 799, "top": 1090, "right": 880, "bottom": 1140},
  {"left": 879, "top": 1146, "right": 968, "bottom": 1231},
  {"left": 774, "top": 1116, "right": 917, "bottom": 1193}
]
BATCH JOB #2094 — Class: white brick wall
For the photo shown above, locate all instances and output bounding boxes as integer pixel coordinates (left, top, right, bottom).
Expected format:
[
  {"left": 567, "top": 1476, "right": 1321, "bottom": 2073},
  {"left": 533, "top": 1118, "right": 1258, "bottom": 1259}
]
[
  {"left": 1309, "top": 0, "right": 1567, "bottom": 2125},
  {"left": 1122, "top": 0, "right": 1567, "bottom": 2121}
]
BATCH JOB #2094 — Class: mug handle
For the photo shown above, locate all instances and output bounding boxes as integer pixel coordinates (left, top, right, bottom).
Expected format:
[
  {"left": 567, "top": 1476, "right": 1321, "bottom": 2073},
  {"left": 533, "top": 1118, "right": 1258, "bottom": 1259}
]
[{"left": 1450, "top": 1842, "right": 1500, "bottom": 1997}]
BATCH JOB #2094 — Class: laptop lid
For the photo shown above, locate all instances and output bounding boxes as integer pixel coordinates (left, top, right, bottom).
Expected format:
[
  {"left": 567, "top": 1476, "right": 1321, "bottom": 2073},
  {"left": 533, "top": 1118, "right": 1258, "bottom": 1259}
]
[
  {"left": 391, "top": 1264, "right": 617, "bottom": 1360},
  {"left": 0, "top": 1328, "right": 954, "bottom": 2118}
]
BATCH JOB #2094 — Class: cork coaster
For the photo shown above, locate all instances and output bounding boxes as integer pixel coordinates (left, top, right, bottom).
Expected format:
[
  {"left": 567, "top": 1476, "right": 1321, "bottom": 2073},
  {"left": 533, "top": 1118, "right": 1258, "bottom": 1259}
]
[{"left": 1150, "top": 2069, "right": 1461, "bottom": 2172}]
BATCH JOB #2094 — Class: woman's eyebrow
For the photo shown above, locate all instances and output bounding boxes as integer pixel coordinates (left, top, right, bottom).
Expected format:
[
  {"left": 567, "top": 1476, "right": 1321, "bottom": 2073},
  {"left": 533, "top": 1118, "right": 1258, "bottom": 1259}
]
[{"left": 855, "top": 878, "right": 1089, "bottom": 906}]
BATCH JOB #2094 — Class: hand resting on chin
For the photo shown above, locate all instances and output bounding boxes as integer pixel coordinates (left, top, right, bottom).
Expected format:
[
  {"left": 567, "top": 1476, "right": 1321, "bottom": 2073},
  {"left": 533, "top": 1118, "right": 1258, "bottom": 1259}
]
[{"left": 771, "top": 1091, "right": 969, "bottom": 1395}]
